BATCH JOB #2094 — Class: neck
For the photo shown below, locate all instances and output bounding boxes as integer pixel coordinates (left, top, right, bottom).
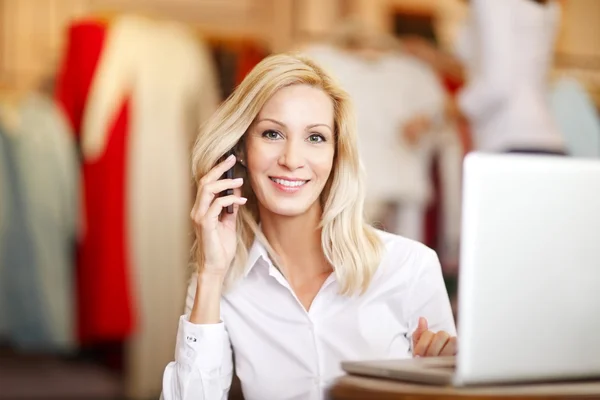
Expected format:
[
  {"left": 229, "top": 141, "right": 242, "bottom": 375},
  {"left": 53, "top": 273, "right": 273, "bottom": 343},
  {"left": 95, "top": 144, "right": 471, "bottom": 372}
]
[{"left": 259, "top": 204, "right": 332, "bottom": 282}]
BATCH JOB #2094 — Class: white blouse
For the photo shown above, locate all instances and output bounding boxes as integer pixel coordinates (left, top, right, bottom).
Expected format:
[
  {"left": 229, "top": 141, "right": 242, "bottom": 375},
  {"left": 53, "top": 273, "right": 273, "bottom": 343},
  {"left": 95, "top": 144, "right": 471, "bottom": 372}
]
[
  {"left": 456, "top": 0, "right": 565, "bottom": 153},
  {"left": 161, "top": 230, "right": 456, "bottom": 400}
]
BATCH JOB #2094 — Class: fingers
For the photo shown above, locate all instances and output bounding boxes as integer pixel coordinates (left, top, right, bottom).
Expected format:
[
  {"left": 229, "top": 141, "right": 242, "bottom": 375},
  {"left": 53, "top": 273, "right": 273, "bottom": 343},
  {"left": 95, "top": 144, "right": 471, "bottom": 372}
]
[
  {"left": 412, "top": 317, "right": 429, "bottom": 347},
  {"left": 191, "top": 154, "right": 237, "bottom": 211},
  {"left": 425, "top": 331, "right": 451, "bottom": 357},
  {"left": 192, "top": 177, "right": 244, "bottom": 222},
  {"left": 207, "top": 178, "right": 244, "bottom": 197},
  {"left": 204, "top": 194, "right": 247, "bottom": 225},
  {"left": 220, "top": 187, "right": 243, "bottom": 224},
  {"left": 413, "top": 330, "right": 434, "bottom": 357},
  {"left": 412, "top": 318, "right": 456, "bottom": 358},
  {"left": 440, "top": 337, "right": 458, "bottom": 356},
  {"left": 203, "top": 153, "right": 237, "bottom": 185}
]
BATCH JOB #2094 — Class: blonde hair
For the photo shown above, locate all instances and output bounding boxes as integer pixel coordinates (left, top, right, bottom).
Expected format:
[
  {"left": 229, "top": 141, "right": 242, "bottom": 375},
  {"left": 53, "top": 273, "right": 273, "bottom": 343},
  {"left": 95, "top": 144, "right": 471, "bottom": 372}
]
[{"left": 191, "top": 52, "right": 382, "bottom": 295}]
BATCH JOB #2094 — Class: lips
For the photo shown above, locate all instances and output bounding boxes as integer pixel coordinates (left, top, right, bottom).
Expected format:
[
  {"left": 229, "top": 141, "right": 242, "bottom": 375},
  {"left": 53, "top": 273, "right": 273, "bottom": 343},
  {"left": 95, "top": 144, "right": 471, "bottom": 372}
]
[
  {"left": 269, "top": 177, "right": 309, "bottom": 187},
  {"left": 268, "top": 177, "right": 310, "bottom": 193}
]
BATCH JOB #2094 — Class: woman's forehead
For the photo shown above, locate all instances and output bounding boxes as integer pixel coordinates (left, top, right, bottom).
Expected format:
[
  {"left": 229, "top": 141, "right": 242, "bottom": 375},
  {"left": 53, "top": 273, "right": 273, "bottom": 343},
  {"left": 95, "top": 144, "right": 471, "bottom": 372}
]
[{"left": 256, "top": 84, "right": 334, "bottom": 127}]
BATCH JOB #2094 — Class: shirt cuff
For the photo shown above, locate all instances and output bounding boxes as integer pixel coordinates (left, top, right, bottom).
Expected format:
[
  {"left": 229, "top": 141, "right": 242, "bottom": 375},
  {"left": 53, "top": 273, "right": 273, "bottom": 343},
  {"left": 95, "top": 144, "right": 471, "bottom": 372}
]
[{"left": 176, "top": 314, "right": 226, "bottom": 371}]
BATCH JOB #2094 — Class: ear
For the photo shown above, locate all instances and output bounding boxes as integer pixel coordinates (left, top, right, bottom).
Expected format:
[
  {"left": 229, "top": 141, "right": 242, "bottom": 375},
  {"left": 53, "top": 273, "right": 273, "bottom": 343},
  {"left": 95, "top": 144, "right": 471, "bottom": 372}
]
[{"left": 234, "top": 136, "right": 247, "bottom": 167}]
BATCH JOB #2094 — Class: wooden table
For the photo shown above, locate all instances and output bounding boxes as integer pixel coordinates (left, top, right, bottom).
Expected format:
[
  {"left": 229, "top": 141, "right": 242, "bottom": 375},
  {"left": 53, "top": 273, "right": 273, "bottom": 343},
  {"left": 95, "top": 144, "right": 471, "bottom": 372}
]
[{"left": 329, "top": 375, "right": 600, "bottom": 400}]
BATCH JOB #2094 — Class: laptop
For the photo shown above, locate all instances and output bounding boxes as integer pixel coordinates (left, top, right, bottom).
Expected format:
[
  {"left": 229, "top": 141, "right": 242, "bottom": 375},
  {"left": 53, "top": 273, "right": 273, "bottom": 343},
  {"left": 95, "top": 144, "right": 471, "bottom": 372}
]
[{"left": 342, "top": 152, "right": 600, "bottom": 386}]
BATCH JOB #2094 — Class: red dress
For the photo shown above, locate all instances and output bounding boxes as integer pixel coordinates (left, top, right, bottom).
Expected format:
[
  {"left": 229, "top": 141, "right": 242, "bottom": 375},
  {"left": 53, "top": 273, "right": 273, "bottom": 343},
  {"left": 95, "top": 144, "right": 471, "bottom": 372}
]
[{"left": 55, "top": 19, "right": 135, "bottom": 344}]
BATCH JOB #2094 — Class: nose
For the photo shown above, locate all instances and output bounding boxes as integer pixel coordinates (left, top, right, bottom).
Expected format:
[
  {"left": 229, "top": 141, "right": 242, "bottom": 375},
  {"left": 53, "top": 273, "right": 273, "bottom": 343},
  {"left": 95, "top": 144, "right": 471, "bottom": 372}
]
[{"left": 278, "top": 138, "right": 305, "bottom": 170}]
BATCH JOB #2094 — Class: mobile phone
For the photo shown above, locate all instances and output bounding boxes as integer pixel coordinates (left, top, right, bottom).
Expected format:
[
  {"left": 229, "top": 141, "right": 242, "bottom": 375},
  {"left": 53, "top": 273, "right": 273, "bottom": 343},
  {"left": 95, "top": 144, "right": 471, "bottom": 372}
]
[{"left": 219, "top": 149, "right": 235, "bottom": 214}]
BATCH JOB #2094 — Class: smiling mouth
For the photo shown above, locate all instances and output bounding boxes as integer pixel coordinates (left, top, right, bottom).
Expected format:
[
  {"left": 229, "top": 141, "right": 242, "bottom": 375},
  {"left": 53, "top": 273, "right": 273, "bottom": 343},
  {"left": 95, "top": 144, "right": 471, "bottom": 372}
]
[{"left": 269, "top": 177, "right": 309, "bottom": 188}]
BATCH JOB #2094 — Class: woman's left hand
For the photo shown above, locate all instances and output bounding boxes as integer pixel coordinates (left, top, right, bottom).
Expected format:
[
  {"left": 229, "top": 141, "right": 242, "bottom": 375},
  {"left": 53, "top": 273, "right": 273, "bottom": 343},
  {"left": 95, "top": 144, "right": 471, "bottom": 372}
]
[{"left": 412, "top": 317, "right": 457, "bottom": 357}]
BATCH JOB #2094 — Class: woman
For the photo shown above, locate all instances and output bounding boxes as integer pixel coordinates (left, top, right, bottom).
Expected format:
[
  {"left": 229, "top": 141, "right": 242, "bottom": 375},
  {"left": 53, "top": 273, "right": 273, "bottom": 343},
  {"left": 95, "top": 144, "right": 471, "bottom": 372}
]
[
  {"left": 162, "top": 53, "right": 456, "bottom": 400},
  {"left": 455, "top": 0, "right": 566, "bottom": 154}
]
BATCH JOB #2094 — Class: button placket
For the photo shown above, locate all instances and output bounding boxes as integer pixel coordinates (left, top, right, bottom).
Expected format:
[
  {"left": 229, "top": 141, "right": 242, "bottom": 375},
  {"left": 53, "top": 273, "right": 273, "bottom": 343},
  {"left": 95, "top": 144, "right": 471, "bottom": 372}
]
[{"left": 309, "top": 317, "right": 323, "bottom": 391}]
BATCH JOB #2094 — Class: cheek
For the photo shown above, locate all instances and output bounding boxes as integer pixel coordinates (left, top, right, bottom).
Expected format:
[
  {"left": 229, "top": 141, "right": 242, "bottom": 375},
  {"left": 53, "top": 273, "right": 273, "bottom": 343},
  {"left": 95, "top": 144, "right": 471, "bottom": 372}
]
[
  {"left": 246, "top": 142, "right": 277, "bottom": 173},
  {"left": 312, "top": 148, "right": 335, "bottom": 180}
]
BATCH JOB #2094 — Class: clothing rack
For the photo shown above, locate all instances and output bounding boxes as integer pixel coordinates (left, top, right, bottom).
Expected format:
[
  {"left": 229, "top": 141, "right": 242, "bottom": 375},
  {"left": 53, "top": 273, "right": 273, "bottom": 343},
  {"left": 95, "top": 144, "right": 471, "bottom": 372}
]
[{"left": 83, "top": 0, "right": 271, "bottom": 47}]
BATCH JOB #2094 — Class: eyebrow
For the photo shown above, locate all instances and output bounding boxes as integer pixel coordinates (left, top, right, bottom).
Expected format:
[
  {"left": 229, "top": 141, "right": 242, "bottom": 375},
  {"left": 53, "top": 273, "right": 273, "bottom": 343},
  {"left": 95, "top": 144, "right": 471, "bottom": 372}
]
[{"left": 256, "top": 118, "right": 333, "bottom": 133}]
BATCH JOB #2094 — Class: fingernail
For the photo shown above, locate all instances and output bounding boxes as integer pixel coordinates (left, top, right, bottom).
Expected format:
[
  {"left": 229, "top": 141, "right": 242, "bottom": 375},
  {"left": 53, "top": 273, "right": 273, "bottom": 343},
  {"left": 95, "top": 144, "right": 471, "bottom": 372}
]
[
  {"left": 234, "top": 178, "right": 243, "bottom": 183},
  {"left": 227, "top": 154, "right": 235, "bottom": 161},
  {"left": 240, "top": 197, "right": 248, "bottom": 203}
]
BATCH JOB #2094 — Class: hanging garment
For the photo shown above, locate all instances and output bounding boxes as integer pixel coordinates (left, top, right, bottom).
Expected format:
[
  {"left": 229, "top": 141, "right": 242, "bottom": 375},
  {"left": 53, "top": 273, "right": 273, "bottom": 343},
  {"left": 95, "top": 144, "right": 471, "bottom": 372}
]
[
  {"left": 235, "top": 42, "right": 270, "bottom": 86},
  {"left": 0, "top": 93, "right": 79, "bottom": 353},
  {"left": 0, "top": 116, "right": 49, "bottom": 350},
  {"left": 55, "top": 19, "right": 135, "bottom": 345},
  {"left": 304, "top": 45, "right": 437, "bottom": 204},
  {"left": 455, "top": 0, "right": 566, "bottom": 153},
  {"left": 303, "top": 45, "right": 462, "bottom": 249},
  {"left": 425, "top": 74, "right": 469, "bottom": 267},
  {"left": 60, "top": 15, "right": 220, "bottom": 399},
  {"left": 211, "top": 43, "right": 239, "bottom": 100},
  {"left": 433, "top": 121, "right": 463, "bottom": 265},
  {"left": 550, "top": 76, "right": 600, "bottom": 158}
]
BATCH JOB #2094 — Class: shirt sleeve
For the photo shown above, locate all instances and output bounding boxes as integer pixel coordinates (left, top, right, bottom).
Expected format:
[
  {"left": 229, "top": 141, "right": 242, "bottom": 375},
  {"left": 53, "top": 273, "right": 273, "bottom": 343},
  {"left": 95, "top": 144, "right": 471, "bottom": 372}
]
[
  {"left": 161, "top": 275, "right": 233, "bottom": 400},
  {"left": 406, "top": 247, "right": 457, "bottom": 350},
  {"left": 457, "top": 0, "right": 513, "bottom": 122}
]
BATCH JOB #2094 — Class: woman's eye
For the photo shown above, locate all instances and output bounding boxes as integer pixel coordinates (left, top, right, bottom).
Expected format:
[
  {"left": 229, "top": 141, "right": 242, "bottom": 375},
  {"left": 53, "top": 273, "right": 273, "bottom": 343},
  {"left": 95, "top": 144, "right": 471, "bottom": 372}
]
[
  {"left": 262, "top": 130, "right": 281, "bottom": 140},
  {"left": 308, "top": 134, "right": 325, "bottom": 143}
]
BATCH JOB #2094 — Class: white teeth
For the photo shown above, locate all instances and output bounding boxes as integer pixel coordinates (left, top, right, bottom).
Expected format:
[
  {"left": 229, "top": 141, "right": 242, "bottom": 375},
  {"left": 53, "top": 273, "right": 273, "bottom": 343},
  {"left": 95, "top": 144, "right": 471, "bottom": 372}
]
[{"left": 271, "top": 178, "right": 307, "bottom": 187}]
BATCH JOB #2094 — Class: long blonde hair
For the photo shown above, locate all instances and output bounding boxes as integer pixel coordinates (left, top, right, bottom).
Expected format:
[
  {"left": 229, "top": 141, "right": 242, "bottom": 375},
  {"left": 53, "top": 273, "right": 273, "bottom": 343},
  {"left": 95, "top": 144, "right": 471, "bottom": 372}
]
[{"left": 191, "top": 53, "right": 382, "bottom": 295}]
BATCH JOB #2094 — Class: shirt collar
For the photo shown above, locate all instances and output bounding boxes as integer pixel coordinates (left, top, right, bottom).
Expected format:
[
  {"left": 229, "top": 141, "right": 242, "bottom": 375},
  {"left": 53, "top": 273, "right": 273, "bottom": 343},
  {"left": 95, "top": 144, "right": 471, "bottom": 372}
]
[
  {"left": 243, "top": 237, "right": 270, "bottom": 277},
  {"left": 242, "top": 236, "right": 338, "bottom": 290}
]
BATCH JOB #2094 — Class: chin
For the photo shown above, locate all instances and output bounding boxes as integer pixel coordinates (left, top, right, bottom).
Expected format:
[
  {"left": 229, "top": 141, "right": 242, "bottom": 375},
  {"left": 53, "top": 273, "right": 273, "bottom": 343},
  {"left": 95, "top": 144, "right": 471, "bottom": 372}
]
[
  {"left": 263, "top": 199, "right": 315, "bottom": 218},
  {"left": 254, "top": 177, "right": 324, "bottom": 218}
]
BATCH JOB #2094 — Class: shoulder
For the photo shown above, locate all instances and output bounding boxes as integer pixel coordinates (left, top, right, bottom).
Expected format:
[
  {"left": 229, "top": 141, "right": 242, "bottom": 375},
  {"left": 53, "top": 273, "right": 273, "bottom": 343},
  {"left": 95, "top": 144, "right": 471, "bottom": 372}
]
[
  {"left": 376, "top": 229, "right": 437, "bottom": 259},
  {"left": 373, "top": 229, "right": 440, "bottom": 282}
]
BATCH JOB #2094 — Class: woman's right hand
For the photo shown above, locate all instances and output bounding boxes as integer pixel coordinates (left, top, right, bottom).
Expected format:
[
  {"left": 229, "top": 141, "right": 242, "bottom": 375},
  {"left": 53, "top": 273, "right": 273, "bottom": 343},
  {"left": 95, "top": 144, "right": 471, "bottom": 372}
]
[{"left": 190, "top": 154, "right": 247, "bottom": 278}]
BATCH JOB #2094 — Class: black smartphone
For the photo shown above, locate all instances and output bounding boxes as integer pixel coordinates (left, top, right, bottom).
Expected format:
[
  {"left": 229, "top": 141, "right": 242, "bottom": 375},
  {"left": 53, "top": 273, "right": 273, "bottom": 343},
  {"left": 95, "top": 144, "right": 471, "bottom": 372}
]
[{"left": 219, "top": 149, "right": 235, "bottom": 214}]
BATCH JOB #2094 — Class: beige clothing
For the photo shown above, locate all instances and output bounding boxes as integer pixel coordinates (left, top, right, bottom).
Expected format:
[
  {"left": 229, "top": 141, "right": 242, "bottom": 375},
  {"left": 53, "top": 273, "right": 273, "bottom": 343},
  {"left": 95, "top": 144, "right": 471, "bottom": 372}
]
[{"left": 82, "top": 15, "right": 219, "bottom": 399}]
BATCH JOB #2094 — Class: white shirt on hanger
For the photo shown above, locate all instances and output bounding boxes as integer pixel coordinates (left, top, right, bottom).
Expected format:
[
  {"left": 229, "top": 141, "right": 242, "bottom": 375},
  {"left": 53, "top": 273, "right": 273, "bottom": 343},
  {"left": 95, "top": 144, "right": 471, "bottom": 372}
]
[
  {"left": 161, "top": 230, "right": 455, "bottom": 400},
  {"left": 456, "top": 0, "right": 565, "bottom": 153},
  {"left": 302, "top": 44, "right": 463, "bottom": 249},
  {"left": 302, "top": 44, "right": 447, "bottom": 206}
]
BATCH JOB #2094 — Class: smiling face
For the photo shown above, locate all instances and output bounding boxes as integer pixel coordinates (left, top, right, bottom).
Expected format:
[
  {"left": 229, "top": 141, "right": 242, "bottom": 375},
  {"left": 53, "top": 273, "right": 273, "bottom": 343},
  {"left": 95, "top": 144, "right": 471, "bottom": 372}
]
[{"left": 244, "top": 84, "right": 336, "bottom": 219}]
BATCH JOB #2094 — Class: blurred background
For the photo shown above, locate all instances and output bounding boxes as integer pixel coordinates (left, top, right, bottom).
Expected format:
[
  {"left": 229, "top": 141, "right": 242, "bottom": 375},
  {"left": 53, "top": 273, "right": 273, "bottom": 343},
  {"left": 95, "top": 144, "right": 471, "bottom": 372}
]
[{"left": 0, "top": 0, "right": 598, "bottom": 399}]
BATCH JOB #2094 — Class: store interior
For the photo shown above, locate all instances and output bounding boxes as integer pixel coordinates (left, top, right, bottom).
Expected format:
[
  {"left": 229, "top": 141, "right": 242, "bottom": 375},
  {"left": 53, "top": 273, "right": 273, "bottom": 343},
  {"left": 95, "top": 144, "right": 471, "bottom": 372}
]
[{"left": 0, "top": 0, "right": 598, "bottom": 399}]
